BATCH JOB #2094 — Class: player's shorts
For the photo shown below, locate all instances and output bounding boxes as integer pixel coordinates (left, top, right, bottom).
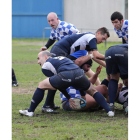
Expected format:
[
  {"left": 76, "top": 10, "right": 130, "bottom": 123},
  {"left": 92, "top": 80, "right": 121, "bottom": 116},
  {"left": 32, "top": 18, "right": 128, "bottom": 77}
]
[
  {"left": 50, "top": 45, "right": 69, "bottom": 57},
  {"left": 105, "top": 45, "right": 128, "bottom": 79},
  {"left": 116, "top": 86, "right": 128, "bottom": 104},
  {"left": 49, "top": 68, "right": 90, "bottom": 91},
  {"left": 62, "top": 100, "right": 74, "bottom": 111}
]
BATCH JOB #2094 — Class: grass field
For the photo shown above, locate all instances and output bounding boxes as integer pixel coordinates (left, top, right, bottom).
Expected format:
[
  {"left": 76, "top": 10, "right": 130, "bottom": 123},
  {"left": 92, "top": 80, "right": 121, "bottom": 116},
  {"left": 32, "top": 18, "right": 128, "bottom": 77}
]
[{"left": 12, "top": 39, "right": 128, "bottom": 140}]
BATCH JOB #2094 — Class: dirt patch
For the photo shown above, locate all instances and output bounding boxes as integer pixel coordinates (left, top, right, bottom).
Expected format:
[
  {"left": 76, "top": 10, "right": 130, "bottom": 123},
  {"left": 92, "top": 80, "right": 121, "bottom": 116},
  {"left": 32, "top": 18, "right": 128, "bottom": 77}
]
[
  {"left": 12, "top": 87, "right": 35, "bottom": 94},
  {"left": 12, "top": 61, "right": 36, "bottom": 64}
]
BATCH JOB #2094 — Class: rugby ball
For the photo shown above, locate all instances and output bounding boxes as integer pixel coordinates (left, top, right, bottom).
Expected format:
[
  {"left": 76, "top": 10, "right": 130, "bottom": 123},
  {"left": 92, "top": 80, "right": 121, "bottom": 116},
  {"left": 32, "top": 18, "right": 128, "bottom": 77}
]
[{"left": 72, "top": 98, "right": 86, "bottom": 110}]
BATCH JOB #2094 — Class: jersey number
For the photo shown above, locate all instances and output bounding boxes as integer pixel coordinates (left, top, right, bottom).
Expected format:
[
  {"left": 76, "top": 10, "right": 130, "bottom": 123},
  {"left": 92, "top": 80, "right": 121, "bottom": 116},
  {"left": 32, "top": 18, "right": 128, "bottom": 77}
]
[{"left": 53, "top": 56, "right": 65, "bottom": 60}]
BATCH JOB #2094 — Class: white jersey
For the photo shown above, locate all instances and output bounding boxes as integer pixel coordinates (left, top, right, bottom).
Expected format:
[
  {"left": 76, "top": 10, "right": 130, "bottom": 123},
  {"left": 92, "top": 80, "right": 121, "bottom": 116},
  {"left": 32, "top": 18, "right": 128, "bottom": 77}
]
[{"left": 117, "top": 86, "right": 128, "bottom": 104}]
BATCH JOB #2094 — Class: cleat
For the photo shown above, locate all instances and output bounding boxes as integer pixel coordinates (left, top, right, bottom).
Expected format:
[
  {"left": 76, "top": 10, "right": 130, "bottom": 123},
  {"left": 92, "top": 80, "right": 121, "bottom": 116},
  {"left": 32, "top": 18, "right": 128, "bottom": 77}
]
[
  {"left": 42, "top": 107, "right": 59, "bottom": 114},
  {"left": 108, "top": 103, "right": 115, "bottom": 112},
  {"left": 51, "top": 104, "right": 60, "bottom": 110},
  {"left": 12, "top": 81, "right": 19, "bottom": 87},
  {"left": 124, "top": 106, "right": 128, "bottom": 116},
  {"left": 107, "top": 111, "right": 114, "bottom": 117},
  {"left": 19, "top": 110, "right": 34, "bottom": 117}
]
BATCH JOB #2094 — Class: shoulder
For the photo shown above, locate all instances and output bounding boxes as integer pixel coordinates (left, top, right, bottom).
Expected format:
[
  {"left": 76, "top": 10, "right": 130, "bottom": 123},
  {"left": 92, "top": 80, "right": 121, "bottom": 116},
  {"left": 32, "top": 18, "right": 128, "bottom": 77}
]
[{"left": 124, "top": 20, "right": 128, "bottom": 25}]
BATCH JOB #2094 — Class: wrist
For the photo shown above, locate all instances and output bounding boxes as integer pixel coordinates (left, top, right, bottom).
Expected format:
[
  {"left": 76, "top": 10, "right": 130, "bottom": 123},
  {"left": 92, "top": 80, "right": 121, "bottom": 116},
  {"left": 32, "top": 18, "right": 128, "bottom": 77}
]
[{"left": 89, "top": 54, "right": 93, "bottom": 59}]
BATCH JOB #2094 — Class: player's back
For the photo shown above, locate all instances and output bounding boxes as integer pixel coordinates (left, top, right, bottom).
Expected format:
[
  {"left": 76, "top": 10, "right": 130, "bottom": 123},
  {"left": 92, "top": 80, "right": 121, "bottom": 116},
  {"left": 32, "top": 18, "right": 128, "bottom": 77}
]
[
  {"left": 55, "top": 32, "right": 94, "bottom": 54},
  {"left": 42, "top": 56, "right": 79, "bottom": 77}
]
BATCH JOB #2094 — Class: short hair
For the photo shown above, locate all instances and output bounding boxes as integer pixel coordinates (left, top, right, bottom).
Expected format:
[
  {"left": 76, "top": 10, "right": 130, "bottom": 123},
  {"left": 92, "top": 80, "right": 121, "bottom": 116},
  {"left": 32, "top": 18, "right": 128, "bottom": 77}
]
[
  {"left": 96, "top": 27, "right": 110, "bottom": 37},
  {"left": 80, "top": 59, "right": 93, "bottom": 68},
  {"left": 41, "top": 50, "right": 56, "bottom": 57},
  {"left": 111, "top": 11, "right": 123, "bottom": 21}
]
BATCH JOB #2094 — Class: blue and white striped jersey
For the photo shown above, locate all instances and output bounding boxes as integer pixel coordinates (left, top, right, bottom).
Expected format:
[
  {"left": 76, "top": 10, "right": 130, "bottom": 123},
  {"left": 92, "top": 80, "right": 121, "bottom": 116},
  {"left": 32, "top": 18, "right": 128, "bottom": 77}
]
[
  {"left": 60, "top": 86, "right": 86, "bottom": 101},
  {"left": 50, "top": 20, "right": 80, "bottom": 41},
  {"left": 55, "top": 32, "right": 97, "bottom": 54},
  {"left": 114, "top": 20, "right": 128, "bottom": 43},
  {"left": 42, "top": 56, "right": 79, "bottom": 77}
]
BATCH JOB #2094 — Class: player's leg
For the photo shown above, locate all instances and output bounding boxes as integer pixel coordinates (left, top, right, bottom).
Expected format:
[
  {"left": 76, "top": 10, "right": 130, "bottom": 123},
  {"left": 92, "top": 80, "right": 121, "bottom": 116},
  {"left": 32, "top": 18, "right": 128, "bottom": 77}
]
[
  {"left": 12, "top": 68, "right": 18, "bottom": 87},
  {"left": 74, "top": 73, "right": 114, "bottom": 116},
  {"left": 86, "top": 83, "right": 113, "bottom": 116},
  {"left": 19, "top": 78, "right": 57, "bottom": 116},
  {"left": 85, "top": 68, "right": 101, "bottom": 86},
  {"left": 108, "top": 73, "right": 120, "bottom": 108},
  {"left": 42, "top": 45, "right": 68, "bottom": 111}
]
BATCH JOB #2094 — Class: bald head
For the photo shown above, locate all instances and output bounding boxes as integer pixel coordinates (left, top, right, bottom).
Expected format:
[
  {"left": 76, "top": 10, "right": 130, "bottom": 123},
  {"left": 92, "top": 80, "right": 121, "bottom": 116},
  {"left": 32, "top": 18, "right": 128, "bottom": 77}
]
[
  {"left": 47, "top": 12, "right": 58, "bottom": 19},
  {"left": 37, "top": 51, "right": 54, "bottom": 66},
  {"left": 47, "top": 12, "right": 59, "bottom": 29}
]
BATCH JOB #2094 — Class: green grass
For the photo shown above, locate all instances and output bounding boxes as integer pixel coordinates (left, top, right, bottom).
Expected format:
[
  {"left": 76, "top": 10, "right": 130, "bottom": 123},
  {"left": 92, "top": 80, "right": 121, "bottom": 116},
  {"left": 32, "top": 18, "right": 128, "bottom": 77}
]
[{"left": 12, "top": 39, "right": 128, "bottom": 140}]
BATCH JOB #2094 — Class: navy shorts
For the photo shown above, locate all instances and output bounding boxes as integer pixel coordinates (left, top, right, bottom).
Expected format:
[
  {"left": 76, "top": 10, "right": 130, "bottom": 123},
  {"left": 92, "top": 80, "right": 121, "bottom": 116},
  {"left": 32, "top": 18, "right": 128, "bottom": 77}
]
[
  {"left": 105, "top": 45, "right": 128, "bottom": 79},
  {"left": 50, "top": 45, "right": 68, "bottom": 57},
  {"left": 49, "top": 68, "right": 90, "bottom": 91}
]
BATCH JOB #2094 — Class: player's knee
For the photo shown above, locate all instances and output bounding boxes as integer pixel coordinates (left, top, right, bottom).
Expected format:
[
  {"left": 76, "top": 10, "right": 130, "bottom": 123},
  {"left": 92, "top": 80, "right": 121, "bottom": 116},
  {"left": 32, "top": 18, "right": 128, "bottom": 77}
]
[
  {"left": 87, "top": 86, "right": 97, "bottom": 96},
  {"left": 38, "top": 81, "right": 45, "bottom": 89}
]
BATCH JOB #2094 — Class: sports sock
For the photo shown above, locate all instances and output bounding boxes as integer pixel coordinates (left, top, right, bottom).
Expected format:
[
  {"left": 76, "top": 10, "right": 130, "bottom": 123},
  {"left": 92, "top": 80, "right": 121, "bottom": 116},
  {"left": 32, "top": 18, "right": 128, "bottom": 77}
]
[
  {"left": 43, "top": 90, "right": 57, "bottom": 107},
  {"left": 101, "top": 79, "right": 109, "bottom": 87},
  {"left": 93, "top": 92, "right": 111, "bottom": 113},
  {"left": 108, "top": 79, "right": 118, "bottom": 105},
  {"left": 12, "top": 68, "right": 17, "bottom": 82},
  {"left": 28, "top": 88, "right": 45, "bottom": 112}
]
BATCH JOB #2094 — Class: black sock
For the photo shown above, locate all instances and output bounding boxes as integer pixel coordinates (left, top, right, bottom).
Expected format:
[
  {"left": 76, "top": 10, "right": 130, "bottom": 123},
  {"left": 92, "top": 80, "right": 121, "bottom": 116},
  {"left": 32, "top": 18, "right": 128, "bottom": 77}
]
[
  {"left": 108, "top": 79, "right": 118, "bottom": 105},
  {"left": 12, "top": 68, "right": 17, "bottom": 82},
  {"left": 93, "top": 92, "right": 111, "bottom": 113},
  {"left": 101, "top": 79, "right": 109, "bottom": 87},
  {"left": 28, "top": 88, "right": 45, "bottom": 112},
  {"left": 43, "top": 90, "right": 57, "bottom": 107}
]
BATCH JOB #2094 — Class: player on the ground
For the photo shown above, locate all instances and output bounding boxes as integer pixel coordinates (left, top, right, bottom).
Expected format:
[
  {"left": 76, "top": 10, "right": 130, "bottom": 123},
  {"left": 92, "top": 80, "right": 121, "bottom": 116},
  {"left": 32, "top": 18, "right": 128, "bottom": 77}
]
[
  {"left": 19, "top": 51, "right": 114, "bottom": 117},
  {"left": 61, "top": 63, "right": 109, "bottom": 111},
  {"left": 111, "top": 11, "right": 128, "bottom": 44},
  {"left": 105, "top": 44, "right": 128, "bottom": 115}
]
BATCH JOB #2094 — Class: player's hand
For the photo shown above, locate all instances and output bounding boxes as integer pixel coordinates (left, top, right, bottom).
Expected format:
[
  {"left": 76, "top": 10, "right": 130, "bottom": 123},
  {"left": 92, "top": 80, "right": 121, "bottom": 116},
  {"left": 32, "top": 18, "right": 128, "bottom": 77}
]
[
  {"left": 69, "top": 98, "right": 76, "bottom": 109},
  {"left": 96, "top": 65, "right": 102, "bottom": 75},
  {"left": 40, "top": 47, "right": 47, "bottom": 51},
  {"left": 118, "top": 83, "right": 123, "bottom": 91}
]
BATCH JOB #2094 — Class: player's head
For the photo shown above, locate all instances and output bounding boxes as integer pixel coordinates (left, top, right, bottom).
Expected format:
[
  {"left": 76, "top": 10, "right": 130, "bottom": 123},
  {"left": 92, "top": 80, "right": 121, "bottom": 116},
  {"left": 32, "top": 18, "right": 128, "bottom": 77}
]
[
  {"left": 95, "top": 27, "right": 110, "bottom": 44},
  {"left": 47, "top": 12, "right": 59, "bottom": 29},
  {"left": 111, "top": 11, "right": 124, "bottom": 30},
  {"left": 80, "top": 59, "right": 93, "bottom": 73},
  {"left": 37, "top": 51, "right": 55, "bottom": 66}
]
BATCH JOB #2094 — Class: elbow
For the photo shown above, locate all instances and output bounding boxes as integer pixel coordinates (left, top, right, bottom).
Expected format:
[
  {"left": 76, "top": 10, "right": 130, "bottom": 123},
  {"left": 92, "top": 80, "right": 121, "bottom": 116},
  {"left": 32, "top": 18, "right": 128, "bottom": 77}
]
[{"left": 74, "top": 59, "right": 82, "bottom": 66}]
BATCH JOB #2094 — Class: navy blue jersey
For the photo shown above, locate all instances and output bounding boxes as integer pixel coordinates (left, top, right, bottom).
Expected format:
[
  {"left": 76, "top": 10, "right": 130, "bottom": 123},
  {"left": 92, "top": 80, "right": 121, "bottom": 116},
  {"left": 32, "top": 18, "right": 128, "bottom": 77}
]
[
  {"left": 109, "top": 44, "right": 128, "bottom": 49},
  {"left": 42, "top": 56, "right": 79, "bottom": 77},
  {"left": 54, "top": 32, "right": 97, "bottom": 54},
  {"left": 105, "top": 44, "right": 128, "bottom": 79}
]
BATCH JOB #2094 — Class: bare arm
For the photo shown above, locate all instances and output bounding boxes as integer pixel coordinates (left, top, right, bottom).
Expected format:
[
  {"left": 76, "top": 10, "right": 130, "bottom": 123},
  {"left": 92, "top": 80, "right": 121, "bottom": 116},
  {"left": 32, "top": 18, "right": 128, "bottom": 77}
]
[
  {"left": 92, "top": 57, "right": 106, "bottom": 67},
  {"left": 88, "top": 66, "right": 102, "bottom": 85},
  {"left": 87, "top": 50, "right": 106, "bottom": 67},
  {"left": 74, "top": 55, "right": 92, "bottom": 67},
  {"left": 92, "top": 50, "right": 105, "bottom": 60}
]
